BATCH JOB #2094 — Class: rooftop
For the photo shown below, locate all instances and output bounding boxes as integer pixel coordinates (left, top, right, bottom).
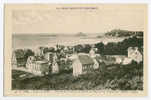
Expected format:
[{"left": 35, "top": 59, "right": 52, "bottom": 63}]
[
  {"left": 78, "top": 54, "right": 94, "bottom": 65},
  {"left": 35, "top": 60, "right": 48, "bottom": 64}
]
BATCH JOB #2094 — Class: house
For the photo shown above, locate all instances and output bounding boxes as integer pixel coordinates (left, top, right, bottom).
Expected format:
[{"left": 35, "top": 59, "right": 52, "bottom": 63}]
[
  {"left": 26, "top": 56, "right": 49, "bottom": 76},
  {"left": 12, "top": 50, "right": 26, "bottom": 68},
  {"left": 51, "top": 53, "right": 59, "bottom": 74},
  {"left": 44, "top": 52, "right": 53, "bottom": 62},
  {"left": 34, "top": 47, "right": 45, "bottom": 57},
  {"left": 89, "top": 48, "right": 99, "bottom": 69},
  {"left": 102, "top": 47, "right": 143, "bottom": 65},
  {"left": 128, "top": 47, "right": 143, "bottom": 63},
  {"left": 69, "top": 53, "right": 99, "bottom": 77},
  {"left": 44, "top": 52, "right": 59, "bottom": 74},
  {"left": 106, "top": 55, "right": 126, "bottom": 64},
  {"left": 99, "top": 55, "right": 128, "bottom": 65},
  {"left": 26, "top": 56, "right": 36, "bottom": 69}
]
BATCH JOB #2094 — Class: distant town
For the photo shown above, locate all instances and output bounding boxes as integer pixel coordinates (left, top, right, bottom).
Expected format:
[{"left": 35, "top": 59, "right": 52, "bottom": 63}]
[{"left": 11, "top": 29, "right": 144, "bottom": 90}]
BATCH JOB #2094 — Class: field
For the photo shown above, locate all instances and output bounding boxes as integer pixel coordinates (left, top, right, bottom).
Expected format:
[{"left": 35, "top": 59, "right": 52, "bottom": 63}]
[{"left": 12, "top": 61, "right": 143, "bottom": 90}]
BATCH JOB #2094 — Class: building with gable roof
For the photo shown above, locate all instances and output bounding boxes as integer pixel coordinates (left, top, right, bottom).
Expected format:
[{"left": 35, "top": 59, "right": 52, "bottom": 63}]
[
  {"left": 26, "top": 56, "right": 49, "bottom": 76},
  {"left": 70, "top": 53, "right": 99, "bottom": 77},
  {"left": 12, "top": 50, "right": 26, "bottom": 68}
]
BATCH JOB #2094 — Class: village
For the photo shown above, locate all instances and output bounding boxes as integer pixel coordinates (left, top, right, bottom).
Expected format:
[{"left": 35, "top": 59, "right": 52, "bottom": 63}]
[{"left": 12, "top": 43, "right": 143, "bottom": 77}]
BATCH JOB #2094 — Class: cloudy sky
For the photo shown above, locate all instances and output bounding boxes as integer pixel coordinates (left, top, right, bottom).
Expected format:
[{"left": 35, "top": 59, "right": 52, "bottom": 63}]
[{"left": 12, "top": 4, "right": 147, "bottom": 34}]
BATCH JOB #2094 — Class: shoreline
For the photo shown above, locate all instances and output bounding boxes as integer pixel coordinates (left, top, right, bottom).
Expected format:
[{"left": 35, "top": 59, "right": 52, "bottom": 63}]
[{"left": 12, "top": 36, "right": 127, "bottom": 50}]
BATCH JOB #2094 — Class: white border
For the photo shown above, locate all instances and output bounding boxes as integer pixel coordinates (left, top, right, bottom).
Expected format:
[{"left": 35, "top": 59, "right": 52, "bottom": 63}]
[
  {"left": 1, "top": 0, "right": 151, "bottom": 3},
  {"left": 1, "top": 0, "right": 151, "bottom": 100},
  {"left": 0, "top": 2, "right": 4, "bottom": 99}
]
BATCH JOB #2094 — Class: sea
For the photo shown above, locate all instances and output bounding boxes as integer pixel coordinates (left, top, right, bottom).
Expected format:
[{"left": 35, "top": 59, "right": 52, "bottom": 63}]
[{"left": 12, "top": 34, "right": 126, "bottom": 50}]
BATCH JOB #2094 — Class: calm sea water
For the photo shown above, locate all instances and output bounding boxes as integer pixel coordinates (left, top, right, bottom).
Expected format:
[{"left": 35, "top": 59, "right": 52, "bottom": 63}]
[{"left": 12, "top": 34, "right": 125, "bottom": 50}]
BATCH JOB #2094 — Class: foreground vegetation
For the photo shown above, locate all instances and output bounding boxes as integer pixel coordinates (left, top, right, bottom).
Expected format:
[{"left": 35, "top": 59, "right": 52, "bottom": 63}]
[{"left": 12, "top": 61, "right": 143, "bottom": 90}]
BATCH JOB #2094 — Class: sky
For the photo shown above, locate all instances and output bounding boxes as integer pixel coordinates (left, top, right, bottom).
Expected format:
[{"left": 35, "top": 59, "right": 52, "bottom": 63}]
[{"left": 12, "top": 4, "right": 147, "bottom": 34}]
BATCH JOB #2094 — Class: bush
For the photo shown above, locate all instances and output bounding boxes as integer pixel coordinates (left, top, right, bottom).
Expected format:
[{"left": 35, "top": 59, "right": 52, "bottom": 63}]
[{"left": 103, "top": 61, "right": 143, "bottom": 90}]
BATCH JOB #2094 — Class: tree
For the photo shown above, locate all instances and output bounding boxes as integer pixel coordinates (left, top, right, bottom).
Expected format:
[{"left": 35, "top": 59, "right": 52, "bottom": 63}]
[
  {"left": 83, "top": 44, "right": 91, "bottom": 53},
  {"left": 74, "top": 44, "right": 84, "bottom": 53},
  {"left": 43, "top": 47, "right": 55, "bottom": 54},
  {"left": 95, "top": 42, "right": 104, "bottom": 55},
  {"left": 24, "top": 49, "right": 34, "bottom": 61}
]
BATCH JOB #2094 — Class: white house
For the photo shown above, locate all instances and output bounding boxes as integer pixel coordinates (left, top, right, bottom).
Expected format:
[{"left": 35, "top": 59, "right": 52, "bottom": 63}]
[
  {"left": 44, "top": 52, "right": 59, "bottom": 74},
  {"left": 34, "top": 47, "right": 45, "bottom": 57},
  {"left": 26, "top": 56, "right": 49, "bottom": 76},
  {"left": 106, "top": 55, "right": 126, "bottom": 64},
  {"left": 89, "top": 48, "right": 100, "bottom": 69},
  {"left": 12, "top": 50, "right": 26, "bottom": 68},
  {"left": 128, "top": 47, "right": 143, "bottom": 63},
  {"left": 103, "top": 47, "right": 143, "bottom": 65},
  {"left": 69, "top": 53, "right": 99, "bottom": 77},
  {"left": 44, "top": 52, "right": 53, "bottom": 61}
]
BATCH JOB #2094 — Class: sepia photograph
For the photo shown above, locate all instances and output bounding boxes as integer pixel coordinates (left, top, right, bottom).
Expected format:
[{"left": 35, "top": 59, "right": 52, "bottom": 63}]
[{"left": 4, "top": 4, "right": 147, "bottom": 96}]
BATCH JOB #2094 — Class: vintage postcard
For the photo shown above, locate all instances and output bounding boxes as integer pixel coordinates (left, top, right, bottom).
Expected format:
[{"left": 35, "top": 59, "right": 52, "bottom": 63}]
[{"left": 4, "top": 4, "right": 147, "bottom": 96}]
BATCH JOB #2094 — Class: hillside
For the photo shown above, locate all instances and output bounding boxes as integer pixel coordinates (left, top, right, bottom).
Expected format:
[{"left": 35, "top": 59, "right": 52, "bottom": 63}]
[{"left": 104, "top": 29, "right": 143, "bottom": 37}]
